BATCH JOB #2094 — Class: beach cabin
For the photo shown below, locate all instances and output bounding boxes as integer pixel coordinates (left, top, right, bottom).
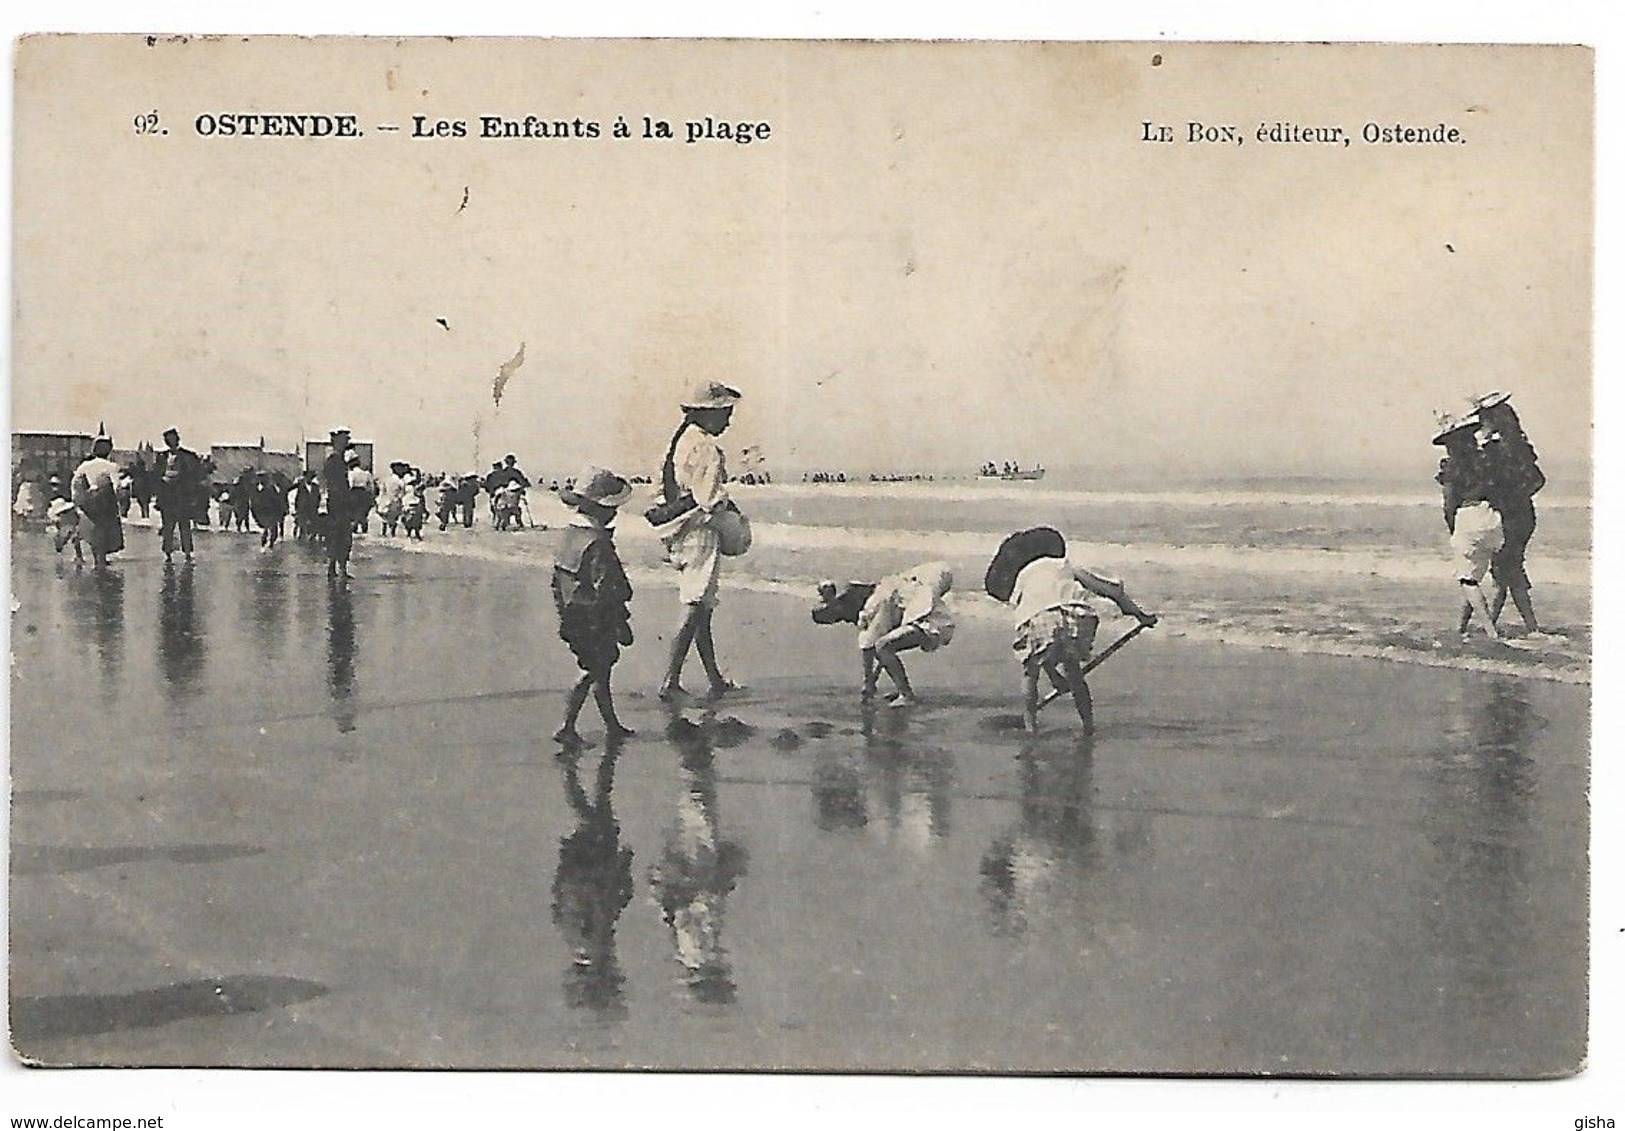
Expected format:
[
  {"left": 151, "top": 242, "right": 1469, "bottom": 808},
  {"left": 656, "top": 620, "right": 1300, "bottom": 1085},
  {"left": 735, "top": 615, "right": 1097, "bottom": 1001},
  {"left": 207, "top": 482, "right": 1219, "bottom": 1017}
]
[{"left": 11, "top": 430, "right": 96, "bottom": 483}]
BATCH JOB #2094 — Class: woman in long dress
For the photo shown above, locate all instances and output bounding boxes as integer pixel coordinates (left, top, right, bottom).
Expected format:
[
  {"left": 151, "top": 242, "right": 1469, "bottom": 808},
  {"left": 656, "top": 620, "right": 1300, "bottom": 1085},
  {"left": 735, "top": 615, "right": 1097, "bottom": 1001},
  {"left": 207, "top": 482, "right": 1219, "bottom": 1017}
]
[{"left": 70, "top": 437, "right": 125, "bottom": 570}]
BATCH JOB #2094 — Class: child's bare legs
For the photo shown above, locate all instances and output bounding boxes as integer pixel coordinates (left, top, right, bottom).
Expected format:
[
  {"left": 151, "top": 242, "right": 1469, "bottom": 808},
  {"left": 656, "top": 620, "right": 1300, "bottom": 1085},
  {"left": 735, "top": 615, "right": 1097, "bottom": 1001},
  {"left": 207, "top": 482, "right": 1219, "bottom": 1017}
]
[
  {"left": 661, "top": 604, "right": 702, "bottom": 697},
  {"left": 1060, "top": 659, "right": 1095, "bottom": 734},
  {"left": 557, "top": 673, "right": 594, "bottom": 746},
  {"left": 1022, "top": 666, "right": 1043, "bottom": 732},
  {"left": 693, "top": 606, "right": 731, "bottom": 695},
  {"left": 860, "top": 649, "right": 879, "bottom": 703},
  {"left": 1458, "top": 579, "right": 1500, "bottom": 640},
  {"left": 1491, "top": 579, "right": 1539, "bottom": 634},
  {"left": 875, "top": 625, "right": 927, "bottom": 706},
  {"left": 592, "top": 670, "right": 634, "bottom": 738},
  {"left": 561, "top": 659, "right": 634, "bottom": 743},
  {"left": 662, "top": 602, "right": 730, "bottom": 700}
]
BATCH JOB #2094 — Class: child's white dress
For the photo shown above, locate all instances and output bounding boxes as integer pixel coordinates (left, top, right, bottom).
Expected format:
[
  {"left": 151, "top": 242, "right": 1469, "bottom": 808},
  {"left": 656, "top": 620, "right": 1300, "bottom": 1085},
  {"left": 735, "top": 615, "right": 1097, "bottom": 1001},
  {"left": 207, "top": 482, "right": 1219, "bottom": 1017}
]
[{"left": 856, "top": 562, "right": 955, "bottom": 652}]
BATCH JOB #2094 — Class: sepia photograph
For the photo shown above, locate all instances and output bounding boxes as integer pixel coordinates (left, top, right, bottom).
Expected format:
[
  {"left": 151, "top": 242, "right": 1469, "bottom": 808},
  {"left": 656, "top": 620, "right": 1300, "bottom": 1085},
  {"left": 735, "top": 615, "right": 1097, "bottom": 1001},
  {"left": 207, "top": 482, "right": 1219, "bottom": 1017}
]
[{"left": 3, "top": 13, "right": 1616, "bottom": 1122}]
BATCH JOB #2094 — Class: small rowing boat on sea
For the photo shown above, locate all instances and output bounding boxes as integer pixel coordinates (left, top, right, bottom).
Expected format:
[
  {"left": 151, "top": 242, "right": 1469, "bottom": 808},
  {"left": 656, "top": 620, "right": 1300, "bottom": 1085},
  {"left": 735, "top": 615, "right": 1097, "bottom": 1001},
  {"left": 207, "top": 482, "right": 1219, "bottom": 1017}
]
[{"left": 979, "top": 462, "right": 1046, "bottom": 482}]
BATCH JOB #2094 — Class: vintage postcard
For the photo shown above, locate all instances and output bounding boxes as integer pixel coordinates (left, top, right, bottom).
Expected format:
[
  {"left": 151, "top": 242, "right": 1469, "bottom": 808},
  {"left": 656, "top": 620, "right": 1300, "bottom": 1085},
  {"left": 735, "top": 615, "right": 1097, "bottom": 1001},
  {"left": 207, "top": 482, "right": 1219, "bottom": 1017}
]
[{"left": 7, "top": 36, "right": 1594, "bottom": 1076}]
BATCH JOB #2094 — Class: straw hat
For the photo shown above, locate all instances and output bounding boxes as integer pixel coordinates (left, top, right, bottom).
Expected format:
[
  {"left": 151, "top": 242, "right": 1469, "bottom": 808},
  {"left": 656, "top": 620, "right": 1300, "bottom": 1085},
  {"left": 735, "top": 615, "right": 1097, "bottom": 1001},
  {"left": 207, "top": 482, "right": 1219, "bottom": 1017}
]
[
  {"left": 681, "top": 380, "right": 743, "bottom": 411},
  {"left": 559, "top": 466, "right": 633, "bottom": 509},
  {"left": 1471, "top": 390, "right": 1513, "bottom": 411},
  {"left": 811, "top": 580, "right": 878, "bottom": 625},
  {"left": 1431, "top": 408, "right": 1480, "bottom": 446},
  {"left": 984, "top": 527, "right": 1067, "bottom": 602}
]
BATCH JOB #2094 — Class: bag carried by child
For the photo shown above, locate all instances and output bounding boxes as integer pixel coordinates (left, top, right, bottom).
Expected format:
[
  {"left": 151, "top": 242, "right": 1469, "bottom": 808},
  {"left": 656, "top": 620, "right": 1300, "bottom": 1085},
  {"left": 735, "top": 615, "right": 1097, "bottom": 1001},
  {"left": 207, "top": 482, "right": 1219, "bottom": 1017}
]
[
  {"left": 714, "top": 500, "right": 752, "bottom": 556},
  {"left": 644, "top": 421, "right": 698, "bottom": 527},
  {"left": 643, "top": 421, "right": 752, "bottom": 556}
]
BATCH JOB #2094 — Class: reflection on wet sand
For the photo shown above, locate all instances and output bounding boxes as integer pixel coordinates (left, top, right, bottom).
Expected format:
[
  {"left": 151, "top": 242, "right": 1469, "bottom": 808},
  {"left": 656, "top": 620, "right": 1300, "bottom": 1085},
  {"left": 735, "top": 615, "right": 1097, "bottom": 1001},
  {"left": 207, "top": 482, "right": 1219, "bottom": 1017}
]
[
  {"left": 1424, "top": 678, "right": 1545, "bottom": 1013},
  {"left": 246, "top": 566, "right": 289, "bottom": 659},
  {"left": 551, "top": 744, "right": 634, "bottom": 1017},
  {"left": 809, "top": 708, "right": 955, "bottom": 843},
  {"left": 326, "top": 584, "right": 357, "bottom": 734},
  {"left": 861, "top": 707, "right": 954, "bottom": 844},
  {"left": 979, "top": 736, "right": 1153, "bottom": 937},
  {"left": 157, "top": 562, "right": 205, "bottom": 708},
  {"left": 812, "top": 745, "right": 868, "bottom": 831},
  {"left": 68, "top": 568, "right": 126, "bottom": 703},
  {"left": 649, "top": 713, "right": 750, "bottom": 1005}
]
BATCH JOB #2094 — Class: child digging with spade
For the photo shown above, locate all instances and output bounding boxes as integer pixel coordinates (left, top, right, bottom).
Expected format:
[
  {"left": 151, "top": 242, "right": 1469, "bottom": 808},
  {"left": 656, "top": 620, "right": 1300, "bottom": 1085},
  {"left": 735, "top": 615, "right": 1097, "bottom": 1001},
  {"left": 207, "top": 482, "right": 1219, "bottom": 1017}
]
[{"left": 987, "top": 527, "right": 1158, "bottom": 734}]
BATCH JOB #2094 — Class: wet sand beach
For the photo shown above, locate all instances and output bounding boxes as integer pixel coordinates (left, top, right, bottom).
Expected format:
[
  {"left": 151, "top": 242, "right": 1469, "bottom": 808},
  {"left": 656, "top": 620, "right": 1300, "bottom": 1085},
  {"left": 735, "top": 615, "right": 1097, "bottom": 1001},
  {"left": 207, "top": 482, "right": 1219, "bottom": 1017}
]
[{"left": 8, "top": 526, "right": 1588, "bottom": 1073}]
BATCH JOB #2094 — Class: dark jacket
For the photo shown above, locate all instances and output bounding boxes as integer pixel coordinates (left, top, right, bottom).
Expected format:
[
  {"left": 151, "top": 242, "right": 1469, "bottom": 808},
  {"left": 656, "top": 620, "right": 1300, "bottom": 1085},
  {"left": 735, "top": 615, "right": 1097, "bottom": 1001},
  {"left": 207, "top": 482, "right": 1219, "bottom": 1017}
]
[
  {"left": 152, "top": 446, "right": 201, "bottom": 511},
  {"left": 1482, "top": 434, "right": 1545, "bottom": 517},
  {"left": 553, "top": 524, "right": 634, "bottom": 666}
]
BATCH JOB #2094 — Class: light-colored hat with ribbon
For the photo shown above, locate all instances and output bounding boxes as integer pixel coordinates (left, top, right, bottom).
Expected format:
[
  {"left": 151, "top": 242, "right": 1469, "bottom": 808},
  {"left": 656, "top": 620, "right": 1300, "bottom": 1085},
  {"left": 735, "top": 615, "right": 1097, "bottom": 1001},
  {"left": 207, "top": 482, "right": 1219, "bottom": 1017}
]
[
  {"left": 681, "top": 380, "right": 743, "bottom": 411},
  {"left": 559, "top": 466, "right": 633, "bottom": 509},
  {"left": 1431, "top": 408, "right": 1480, "bottom": 446}
]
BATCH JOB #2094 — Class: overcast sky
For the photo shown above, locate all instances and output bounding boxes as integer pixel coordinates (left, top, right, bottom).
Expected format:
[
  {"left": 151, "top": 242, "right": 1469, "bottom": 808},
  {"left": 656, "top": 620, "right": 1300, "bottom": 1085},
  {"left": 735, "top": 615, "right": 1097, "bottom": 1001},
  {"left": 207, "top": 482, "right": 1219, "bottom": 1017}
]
[{"left": 12, "top": 38, "right": 1592, "bottom": 482}]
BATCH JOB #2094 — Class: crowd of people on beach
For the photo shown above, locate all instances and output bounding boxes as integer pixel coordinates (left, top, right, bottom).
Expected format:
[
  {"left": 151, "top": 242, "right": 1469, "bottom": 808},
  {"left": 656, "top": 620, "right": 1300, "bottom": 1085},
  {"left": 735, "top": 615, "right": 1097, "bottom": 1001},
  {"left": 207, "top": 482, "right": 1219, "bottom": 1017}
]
[
  {"left": 12, "top": 427, "right": 565, "bottom": 579},
  {"left": 1432, "top": 390, "right": 1548, "bottom": 643}
]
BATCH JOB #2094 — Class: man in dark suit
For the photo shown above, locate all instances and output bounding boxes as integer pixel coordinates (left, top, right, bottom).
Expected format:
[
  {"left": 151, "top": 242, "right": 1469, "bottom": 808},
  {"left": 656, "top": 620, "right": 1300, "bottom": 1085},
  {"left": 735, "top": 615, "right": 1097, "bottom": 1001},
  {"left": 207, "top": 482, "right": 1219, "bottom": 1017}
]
[
  {"left": 322, "top": 428, "right": 355, "bottom": 580},
  {"left": 152, "top": 427, "right": 201, "bottom": 563}
]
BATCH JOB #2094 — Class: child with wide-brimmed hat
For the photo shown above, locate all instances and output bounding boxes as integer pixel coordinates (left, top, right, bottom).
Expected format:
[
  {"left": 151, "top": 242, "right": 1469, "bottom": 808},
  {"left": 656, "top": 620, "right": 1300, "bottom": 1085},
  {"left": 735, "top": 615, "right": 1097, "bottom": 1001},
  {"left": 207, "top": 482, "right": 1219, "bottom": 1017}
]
[
  {"left": 987, "top": 527, "right": 1157, "bottom": 733},
  {"left": 46, "top": 496, "right": 85, "bottom": 563},
  {"left": 553, "top": 466, "right": 637, "bottom": 747}
]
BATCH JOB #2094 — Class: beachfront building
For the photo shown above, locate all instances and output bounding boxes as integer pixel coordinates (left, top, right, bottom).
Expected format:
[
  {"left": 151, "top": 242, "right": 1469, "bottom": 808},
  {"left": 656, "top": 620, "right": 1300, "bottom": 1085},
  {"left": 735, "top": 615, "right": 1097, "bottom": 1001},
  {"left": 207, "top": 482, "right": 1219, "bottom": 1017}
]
[
  {"left": 11, "top": 430, "right": 96, "bottom": 482},
  {"left": 111, "top": 441, "right": 155, "bottom": 469},
  {"left": 210, "top": 438, "right": 301, "bottom": 481}
]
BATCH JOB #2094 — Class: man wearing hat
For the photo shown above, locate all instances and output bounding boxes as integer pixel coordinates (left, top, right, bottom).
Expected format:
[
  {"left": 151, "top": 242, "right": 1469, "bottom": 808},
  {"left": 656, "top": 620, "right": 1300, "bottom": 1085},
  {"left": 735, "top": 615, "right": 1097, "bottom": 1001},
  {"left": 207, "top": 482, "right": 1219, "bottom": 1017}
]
[
  {"left": 653, "top": 380, "right": 745, "bottom": 703},
  {"left": 152, "top": 426, "right": 202, "bottom": 562},
  {"left": 321, "top": 429, "right": 355, "bottom": 579}
]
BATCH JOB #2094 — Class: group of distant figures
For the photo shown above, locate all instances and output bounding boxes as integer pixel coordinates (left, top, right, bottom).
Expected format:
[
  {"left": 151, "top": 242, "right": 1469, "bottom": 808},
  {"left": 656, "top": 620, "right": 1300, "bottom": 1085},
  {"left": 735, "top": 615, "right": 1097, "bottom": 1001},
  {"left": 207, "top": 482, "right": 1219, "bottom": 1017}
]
[
  {"left": 1432, "top": 390, "right": 1547, "bottom": 642},
  {"left": 799, "top": 470, "right": 936, "bottom": 484},
  {"left": 11, "top": 424, "right": 579, "bottom": 577}
]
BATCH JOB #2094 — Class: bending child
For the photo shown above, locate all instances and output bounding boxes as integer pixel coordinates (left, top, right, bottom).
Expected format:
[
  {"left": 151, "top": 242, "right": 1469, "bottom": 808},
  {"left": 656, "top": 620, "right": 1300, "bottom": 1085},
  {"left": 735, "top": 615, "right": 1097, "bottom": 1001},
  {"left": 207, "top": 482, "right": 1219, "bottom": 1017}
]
[
  {"left": 46, "top": 497, "right": 85, "bottom": 564},
  {"left": 813, "top": 561, "right": 956, "bottom": 707},
  {"left": 553, "top": 467, "right": 637, "bottom": 747},
  {"left": 988, "top": 528, "right": 1157, "bottom": 734}
]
